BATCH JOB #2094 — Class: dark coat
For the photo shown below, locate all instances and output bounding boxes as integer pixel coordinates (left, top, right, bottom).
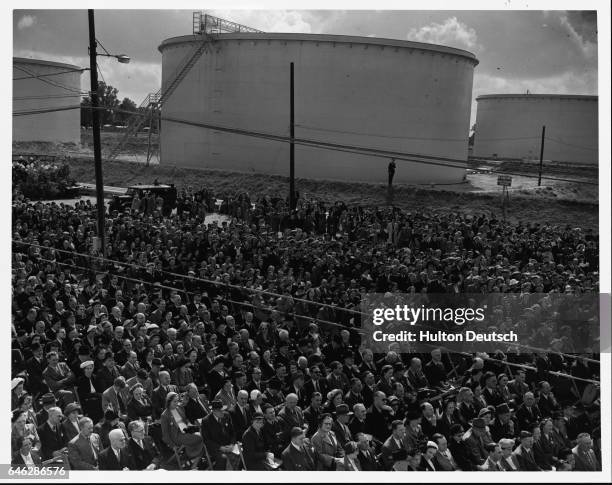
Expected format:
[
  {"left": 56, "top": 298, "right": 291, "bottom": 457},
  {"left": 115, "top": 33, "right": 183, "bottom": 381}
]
[
  {"left": 281, "top": 443, "right": 317, "bottom": 471},
  {"left": 98, "top": 446, "right": 134, "bottom": 470},
  {"left": 37, "top": 422, "right": 67, "bottom": 461},
  {"left": 229, "top": 404, "right": 252, "bottom": 439},
  {"left": 241, "top": 426, "right": 268, "bottom": 470},
  {"left": 448, "top": 437, "right": 475, "bottom": 471},
  {"left": 127, "top": 436, "right": 160, "bottom": 470}
]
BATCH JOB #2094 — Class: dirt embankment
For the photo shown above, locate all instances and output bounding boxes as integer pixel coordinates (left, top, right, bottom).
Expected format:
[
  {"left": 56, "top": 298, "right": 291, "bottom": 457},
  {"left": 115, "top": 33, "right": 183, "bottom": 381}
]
[{"left": 62, "top": 158, "right": 599, "bottom": 230}]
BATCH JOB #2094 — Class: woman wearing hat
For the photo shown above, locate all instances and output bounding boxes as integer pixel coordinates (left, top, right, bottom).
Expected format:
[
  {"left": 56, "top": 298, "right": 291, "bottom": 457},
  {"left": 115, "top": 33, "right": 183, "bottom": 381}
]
[
  {"left": 160, "top": 391, "right": 204, "bottom": 468},
  {"left": 322, "top": 389, "right": 344, "bottom": 415},
  {"left": 11, "top": 377, "right": 26, "bottom": 411},
  {"left": 127, "top": 383, "right": 153, "bottom": 421},
  {"left": 11, "top": 410, "right": 41, "bottom": 454},
  {"left": 62, "top": 402, "right": 82, "bottom": 442}
]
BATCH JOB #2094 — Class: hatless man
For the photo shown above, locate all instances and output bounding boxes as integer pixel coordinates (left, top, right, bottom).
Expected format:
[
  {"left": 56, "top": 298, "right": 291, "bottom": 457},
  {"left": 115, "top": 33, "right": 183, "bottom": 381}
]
[
  {"left": 99, "top": 428, "right": 133, "bottom": 470},
  {"left": 281, "top": 427, "right": 317, "bottom": 471},
  {"left": 127, "top": 420, "right": 160, "bottom": 470},
  {"left": 67, "top": 417, "right": 99, "bottom": 470}
]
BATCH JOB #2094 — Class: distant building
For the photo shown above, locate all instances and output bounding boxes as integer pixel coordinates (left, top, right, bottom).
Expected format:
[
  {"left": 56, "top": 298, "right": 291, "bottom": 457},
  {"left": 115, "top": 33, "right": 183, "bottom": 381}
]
[
  {"left": 473, "top": 94, "right": 598, "bottom": 165},
  {"left": 13, "top": 57, "right": 84, "bottom": 144}
]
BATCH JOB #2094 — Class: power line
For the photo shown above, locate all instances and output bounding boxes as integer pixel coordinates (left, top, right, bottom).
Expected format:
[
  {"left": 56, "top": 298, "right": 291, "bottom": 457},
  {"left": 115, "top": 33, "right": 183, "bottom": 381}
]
[
  {"left": 13, "top": 64, "right": 88, "bottom": 96},
  {"left": 13, "top": 238, "right": 601, "bottom": 365},
  {"left": 295, "top": 123, "right": 468, "bottom": 142},
  {"left": 13, "top": 94, "right": 83, "bottom": 101},
  {"left": 545, "top": 136, "right": 598, "bottom": 152},
  {"left": 12, "top": 105, "right": 81, "bottom": 117},
  {"left": 12, "top": 250, "right": 601, "bottom": 385},
  {"left": 13, "top": 67, "right": 89, "bottom": 81},
  {"left": 9, "top": 103, "right": 599, "bottom": 185}
]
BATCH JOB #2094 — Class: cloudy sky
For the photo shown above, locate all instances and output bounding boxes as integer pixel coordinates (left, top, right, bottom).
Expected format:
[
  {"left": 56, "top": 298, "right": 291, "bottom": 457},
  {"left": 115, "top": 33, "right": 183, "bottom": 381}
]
[{"left": 12, "top": 9, "right": 598, "bottom": 125}]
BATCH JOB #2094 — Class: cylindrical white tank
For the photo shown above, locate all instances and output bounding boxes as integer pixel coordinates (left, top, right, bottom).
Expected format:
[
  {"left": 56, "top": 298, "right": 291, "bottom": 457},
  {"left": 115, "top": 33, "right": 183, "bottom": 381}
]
[
  {"left": 159, "top": 33, "right": 478, "bottom": 184},
  {"left": 13, "top": 57, "right": 83, "bottom": 144},
  {"left": 473, "top": 94, "right": 598, "bottom": 165}
]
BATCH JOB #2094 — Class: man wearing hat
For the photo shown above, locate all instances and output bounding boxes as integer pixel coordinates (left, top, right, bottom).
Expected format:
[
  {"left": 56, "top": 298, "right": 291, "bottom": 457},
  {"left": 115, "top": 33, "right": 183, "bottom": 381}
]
[
  {"left": 200, "top": 400, "right": 237, "bottom": 470},
  {"left": 62, "top": 402, "right": 82, "bottom": 442},
  {"left": 490, "top": 403, "right": 517, "bottom": 442},
  {"left": 462, "top": 417, "right": 489, "bottom": 469},
  {"left": 281, "top": 427, "right": 317, "bottom": 471},
  {"left": 331, "top": 403, "right": 354, "bottom": 447},
  {"left": 512, "top": 430, "right": 542, "bottom": 471},
  {"left": 35, "top": 392, "right": 57, "bottom": 426},
  {"left": 241, "top": 412, "right": 271, "bottom": 470}
]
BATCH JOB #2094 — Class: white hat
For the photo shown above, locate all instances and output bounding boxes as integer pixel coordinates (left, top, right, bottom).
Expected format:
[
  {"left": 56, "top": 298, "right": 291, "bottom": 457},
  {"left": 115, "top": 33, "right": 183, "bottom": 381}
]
[
  {"left": 426, "top": 440, "right": 439, "bottom": 450},
  {"left": 87, "top": 325, "right": 97, "bottom": 333},
  {"left": 80, "top": 360, "right": 95, "bottom": 369},
  {"left": 11, "top": 377, "right": 25, "bottom": 390}
]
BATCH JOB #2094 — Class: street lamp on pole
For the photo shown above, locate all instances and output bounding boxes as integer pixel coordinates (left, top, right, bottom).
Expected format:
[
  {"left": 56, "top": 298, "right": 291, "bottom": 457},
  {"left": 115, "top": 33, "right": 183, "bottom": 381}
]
[{"left": 87, "top": 9, "right": 129, "bottom": 258}]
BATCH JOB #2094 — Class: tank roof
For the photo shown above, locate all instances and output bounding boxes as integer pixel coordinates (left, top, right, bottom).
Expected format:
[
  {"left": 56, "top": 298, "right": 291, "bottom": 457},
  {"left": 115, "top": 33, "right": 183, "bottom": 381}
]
[
  {"left": 159, "top": 33, "right": 479, "bottom": 65},
  {"left": 13, "top": 57, "right": 83, "bottom": 72},
  {"left": 477, "top": 94, "right": 597, "bottom": 102}
]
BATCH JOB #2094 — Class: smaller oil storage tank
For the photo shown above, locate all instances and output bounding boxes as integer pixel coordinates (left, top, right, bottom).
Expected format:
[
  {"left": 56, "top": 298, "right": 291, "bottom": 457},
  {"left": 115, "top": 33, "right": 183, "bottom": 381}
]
[
  {"left": 13, "top": 57, "right": 84, "bottom": 144},
  {"left": 473, "top": 94, "right": 598, "bottom": 165}
]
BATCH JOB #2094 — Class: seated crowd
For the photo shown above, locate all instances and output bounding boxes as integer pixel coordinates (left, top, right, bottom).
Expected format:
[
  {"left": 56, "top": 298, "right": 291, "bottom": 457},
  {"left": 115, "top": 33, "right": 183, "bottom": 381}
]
[{"left": 10, "top": 185, "right": 601, "bottom": 471}]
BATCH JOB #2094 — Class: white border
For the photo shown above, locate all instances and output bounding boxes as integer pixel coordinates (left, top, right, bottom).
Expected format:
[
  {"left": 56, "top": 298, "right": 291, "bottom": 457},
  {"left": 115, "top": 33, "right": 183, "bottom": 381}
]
[{"left": 1, "top": 1, "right": 610, "bottom": 483}]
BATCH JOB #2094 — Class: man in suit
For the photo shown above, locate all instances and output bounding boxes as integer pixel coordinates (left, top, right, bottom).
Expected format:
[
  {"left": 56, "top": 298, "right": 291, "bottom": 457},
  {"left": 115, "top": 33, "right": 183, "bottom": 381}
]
[
  {"left": 303, "top": 365, "right": 328, "bottom": 402},
  {"left": 24, "top": 343, "right": 48, "bottom": 398},
  {"left": 349, "top": 403, "right": 368, "bottom": 437},
  {"left": 277, "top": 393, "right": 305, "bottom": 446},
  {"left": 12, "top": 436, "right": 43, "bottom": 467},
  {"left": 150, "top": 371, "right": 177, "bottom": 420},
  {"left": 380, "top": 420, "right": 408, "bottom": 470},
  {"left": 355, "top": 432, "right": 378, "bottom": 470},
  {"left": 478, "top": 442, "right": 503, "bottom": 471},
  {"left": 67, "top": 417, "right": 100, "bottom": 470},
  {"left": 512, "top": 430, "right": 542, "bottom": 471},
  {"left": 326, "top": 361, "right": 349, "bottom": 393},
  {"left": 303, "top": 392, "right": 323, "bottom": 438},
  {"left": 331, "top": 404, "right": 353, "bottom": 447},
  {"left": 101, "top": 377, "right": 129, "bottom": 421},
  {"left": 339, "top": 441, "right": 361, "bottom": 471},
  {"left": 462, "top": 418, "right": 489, "bottom": 469},
  {"left": 99, "top": 428, "right": 133, "bottom": 470},
  {"left": 432, "top": 433, "right": 458, "bottom": 471},
  {"left": 200, "top": 400, "right": 236, "bottom": 470},
  {"left": 42, "top": 351, "right": 76, "bottom": 398},
  {"left": 229, "top": 390, "right": 251, "bottom": 439},
  {"left": 281, "top": 427, "right": 317, "bottom": 471},
  {"left": 126, "top": 420, "right": 160, "bottom": 470},
  {"left": 365, "top": 391, "right": 392, "bottom": 443},
  {"left": 241, "top": 413, "right": 270, "bottom": 470},
  {"left": 498, "top": 438, "right": 520, "bottom": 471},
  {"left": 37, "top": 406, "right": 67, "bottom": 461},
  {"left": 448, "top": 424, "right": 473, "bottom": 471},
  {"left": 311, "top": 413, "right": 344, "bottom": 470},
  {"left": 344, "top": 378, "right": 364, "bottom": 410},
  {"left": 507, "top": 369, "right": 530, "bottom": 405},
  {"left": 516, "top": 392, "right": 542, "bottom": 431},
  {"left": 572, "top": 433, "right": 601, "bottom": 471}
]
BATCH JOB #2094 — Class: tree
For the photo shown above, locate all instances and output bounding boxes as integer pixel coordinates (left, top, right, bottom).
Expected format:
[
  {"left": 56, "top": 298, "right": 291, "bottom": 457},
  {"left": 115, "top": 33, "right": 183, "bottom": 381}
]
[
  {"left": 80, "top": 81, "right": 120, "bottom": 126},
  {"left": 116, "top": 97, "right": 138, "bottom": 125}
]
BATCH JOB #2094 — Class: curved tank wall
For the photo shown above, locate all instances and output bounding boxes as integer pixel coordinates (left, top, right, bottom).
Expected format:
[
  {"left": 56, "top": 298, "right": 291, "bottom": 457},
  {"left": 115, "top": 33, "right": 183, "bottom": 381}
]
[
  {"left": 159, "top": 33, "right": 478, "bottom": 184},
  {"left": 13, "top": 57, "right": 83, "bottom": 144},
  {"left": 473, "top": 94, "right": 598, "bottom": 165}
]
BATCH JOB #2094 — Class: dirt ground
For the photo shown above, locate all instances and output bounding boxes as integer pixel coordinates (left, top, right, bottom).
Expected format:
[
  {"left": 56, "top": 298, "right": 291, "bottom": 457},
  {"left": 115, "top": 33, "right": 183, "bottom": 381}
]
[{"left": 13, "top": 138, "right": 599, "bottom": 230}]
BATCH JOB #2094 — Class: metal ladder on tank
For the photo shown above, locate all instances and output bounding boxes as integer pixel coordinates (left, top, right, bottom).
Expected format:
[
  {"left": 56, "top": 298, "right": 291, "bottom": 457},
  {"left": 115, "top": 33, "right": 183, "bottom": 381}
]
[{"left": 104, "top": 33, "right": 216, "bottom": 162}]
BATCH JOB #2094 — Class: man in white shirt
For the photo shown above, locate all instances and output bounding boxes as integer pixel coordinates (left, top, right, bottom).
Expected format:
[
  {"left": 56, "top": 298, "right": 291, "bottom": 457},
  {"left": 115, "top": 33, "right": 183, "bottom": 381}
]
[
  {"left": 99, "top": 428, "right": 132, "bottom": 470},
  {"left": 498, "top": 438, "right": 519, "bottom": 471},
  {"left": 12, "top": 436, "right": 42, "bottom": 467},
  {"left": 432, "top": 433, "right": 458, "bottom": 471}
]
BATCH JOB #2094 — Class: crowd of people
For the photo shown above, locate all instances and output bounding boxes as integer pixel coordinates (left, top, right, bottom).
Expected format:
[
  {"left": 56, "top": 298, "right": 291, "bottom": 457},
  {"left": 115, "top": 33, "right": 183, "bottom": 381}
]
[{"left": 10, "top": 183, "right": 601, "bottom": 471}]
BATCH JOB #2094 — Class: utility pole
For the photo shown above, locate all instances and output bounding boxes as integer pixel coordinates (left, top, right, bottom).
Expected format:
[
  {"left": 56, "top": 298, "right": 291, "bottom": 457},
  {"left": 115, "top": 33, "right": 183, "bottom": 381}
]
[
  {"left": 289, "top": 62, "right": 296, "bottom": 210},
  {"left": 88, "top": 9, "right": 106, "bottom": 257},
  {"left": 538, "top": 125, "right": 546, "bottom": 186}
]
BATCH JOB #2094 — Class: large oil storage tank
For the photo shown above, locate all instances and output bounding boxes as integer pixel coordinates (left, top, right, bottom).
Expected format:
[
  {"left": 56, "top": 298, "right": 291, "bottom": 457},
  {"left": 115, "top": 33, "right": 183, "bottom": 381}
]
[
  {"left": 13, "top": 57, "right": 83, "bottom": 144},
  {"left": 473, "top": 94, "right": 598, "bottom": 165},
  {"left": 159, "top": 33, "right": 478, "bottom": 184}
]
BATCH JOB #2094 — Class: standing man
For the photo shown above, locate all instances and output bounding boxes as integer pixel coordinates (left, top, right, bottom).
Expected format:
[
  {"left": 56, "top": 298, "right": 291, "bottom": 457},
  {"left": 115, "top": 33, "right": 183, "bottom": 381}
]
[{"left": 388, "top": 159, "right": 396, "bottom": 187}]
